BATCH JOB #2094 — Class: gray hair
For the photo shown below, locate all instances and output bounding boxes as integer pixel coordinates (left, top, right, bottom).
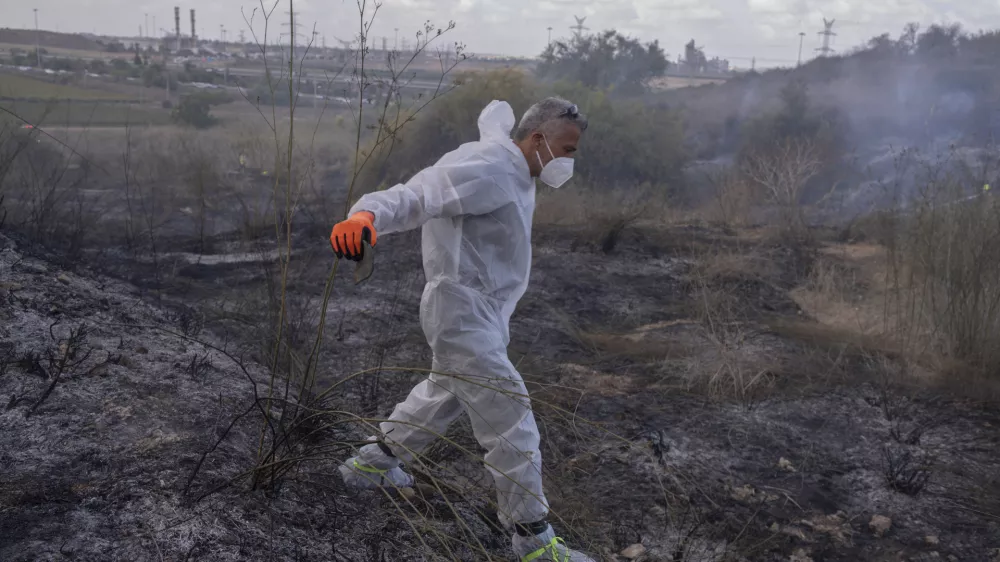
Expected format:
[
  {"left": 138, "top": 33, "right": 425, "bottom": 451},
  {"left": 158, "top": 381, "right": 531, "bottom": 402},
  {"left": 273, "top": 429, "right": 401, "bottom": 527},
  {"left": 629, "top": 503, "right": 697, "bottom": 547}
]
[{"left": 513, "top": 97, "right": 589, "bottom": 141}]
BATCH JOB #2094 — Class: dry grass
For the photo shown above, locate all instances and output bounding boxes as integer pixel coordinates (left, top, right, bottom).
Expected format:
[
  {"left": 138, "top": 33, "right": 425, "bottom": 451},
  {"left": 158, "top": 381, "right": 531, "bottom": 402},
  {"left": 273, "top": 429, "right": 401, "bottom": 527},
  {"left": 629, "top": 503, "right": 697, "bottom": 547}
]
[
  {"left": 555, "top": 175, "right": 1000, "bottom": 404},
  {"left": 680, "top": 334, "right": 778, "bottom": 407},
  {"left": 783, "top": 195, "right": 1000, "bottom": 397},
  {"left": 685, "top": 271, "right": 783, "bottom": 407},
  {"left": 882, "top": 194, "right": 1000, "bottom": 385},
  {"left": 533, "top": 187, "right": 592, "bottom": 226},
  {"left": 558, "top": 364, "right": 636, "bottom": 397},
  {"left": 790, "top": 243, "right": 886, "bottom": 338},
  {"left": 692, "top": 247, "right": 780, "bottom": 283},
  {"left": 579, "top": 321, "right": 698, "bottom": 362},
  {"left": 0, "top": 74, "right": 135, "bottom": 100},
  {"left": 0, "top": 42, "right": 133, "bottom": 61},
  {"left": 535, "top": 183, "right": 671, "bottom": 253},
  {"left": 556, "top": 268, "right": 785, "bottom": 407},
  {"left": 646, "top": 76, "right": 728, "bottom": 91}
]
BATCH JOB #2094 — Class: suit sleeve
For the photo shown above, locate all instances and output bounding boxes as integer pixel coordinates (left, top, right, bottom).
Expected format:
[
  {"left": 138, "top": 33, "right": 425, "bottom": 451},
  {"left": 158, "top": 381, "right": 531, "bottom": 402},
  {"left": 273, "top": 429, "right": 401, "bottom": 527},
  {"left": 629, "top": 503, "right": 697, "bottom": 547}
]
[{"left": 348, "top": 156, "right": 517, "bottom": 236}]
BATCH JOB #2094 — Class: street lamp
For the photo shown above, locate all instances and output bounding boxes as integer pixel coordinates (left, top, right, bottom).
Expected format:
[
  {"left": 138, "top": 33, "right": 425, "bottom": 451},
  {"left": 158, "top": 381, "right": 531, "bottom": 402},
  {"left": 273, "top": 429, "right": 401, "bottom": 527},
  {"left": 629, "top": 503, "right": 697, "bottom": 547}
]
[{"left": 34, "top": 8, "right": 41, "bottom": 67}]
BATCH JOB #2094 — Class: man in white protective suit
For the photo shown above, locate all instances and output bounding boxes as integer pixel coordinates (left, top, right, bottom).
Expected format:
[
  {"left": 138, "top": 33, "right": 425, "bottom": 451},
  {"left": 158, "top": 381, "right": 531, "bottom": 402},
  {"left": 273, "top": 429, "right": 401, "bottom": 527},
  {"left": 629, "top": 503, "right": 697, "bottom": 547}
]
[{"left": 329, "top": 97, "right": 594, "bottom": 562}]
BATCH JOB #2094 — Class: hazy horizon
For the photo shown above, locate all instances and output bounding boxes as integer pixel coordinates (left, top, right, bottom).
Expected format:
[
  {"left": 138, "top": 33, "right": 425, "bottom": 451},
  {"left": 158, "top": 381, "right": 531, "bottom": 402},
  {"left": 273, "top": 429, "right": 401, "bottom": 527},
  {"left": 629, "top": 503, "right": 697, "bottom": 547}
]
[{"left": 4, "top": 0, "right": 1000, "bottom": 68}]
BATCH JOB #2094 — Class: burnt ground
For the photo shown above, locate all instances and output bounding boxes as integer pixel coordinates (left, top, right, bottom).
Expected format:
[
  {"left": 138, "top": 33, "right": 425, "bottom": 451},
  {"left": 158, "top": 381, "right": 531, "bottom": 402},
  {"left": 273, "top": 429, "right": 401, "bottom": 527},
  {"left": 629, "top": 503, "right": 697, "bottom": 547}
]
[{"left": 1, "top": 220, "right": 999, "bottom": 562}]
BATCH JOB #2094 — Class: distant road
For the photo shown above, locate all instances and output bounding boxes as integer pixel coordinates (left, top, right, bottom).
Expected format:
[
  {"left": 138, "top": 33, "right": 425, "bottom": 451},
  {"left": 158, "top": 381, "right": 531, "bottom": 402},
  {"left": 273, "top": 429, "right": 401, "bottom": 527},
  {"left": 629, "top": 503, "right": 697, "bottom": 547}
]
[{"left": 174, "top": 63, "right": 453, "bottom": 95}]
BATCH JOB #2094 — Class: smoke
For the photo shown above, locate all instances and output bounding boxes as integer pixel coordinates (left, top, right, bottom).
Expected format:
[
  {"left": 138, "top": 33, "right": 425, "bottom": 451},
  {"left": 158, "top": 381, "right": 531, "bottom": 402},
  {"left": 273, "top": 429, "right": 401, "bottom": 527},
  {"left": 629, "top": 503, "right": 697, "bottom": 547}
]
[{"left": 676, "top": 24, "right": 1000, "bottom": 218}]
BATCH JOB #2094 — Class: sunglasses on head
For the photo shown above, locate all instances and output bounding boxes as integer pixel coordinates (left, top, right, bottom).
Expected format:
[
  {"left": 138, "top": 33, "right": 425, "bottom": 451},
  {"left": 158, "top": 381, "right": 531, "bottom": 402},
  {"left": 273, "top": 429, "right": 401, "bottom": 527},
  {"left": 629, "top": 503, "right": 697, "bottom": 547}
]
[{"left": 560, "top": 104, "right": 579, "bottom": 118}]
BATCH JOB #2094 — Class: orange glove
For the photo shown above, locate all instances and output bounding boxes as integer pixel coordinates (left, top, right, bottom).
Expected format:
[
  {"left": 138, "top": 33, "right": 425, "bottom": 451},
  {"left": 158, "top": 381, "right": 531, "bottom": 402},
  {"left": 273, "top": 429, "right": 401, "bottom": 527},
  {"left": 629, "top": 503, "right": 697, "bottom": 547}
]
[{"left": 330, "top": 211, "right": 377, "bottom": 261}]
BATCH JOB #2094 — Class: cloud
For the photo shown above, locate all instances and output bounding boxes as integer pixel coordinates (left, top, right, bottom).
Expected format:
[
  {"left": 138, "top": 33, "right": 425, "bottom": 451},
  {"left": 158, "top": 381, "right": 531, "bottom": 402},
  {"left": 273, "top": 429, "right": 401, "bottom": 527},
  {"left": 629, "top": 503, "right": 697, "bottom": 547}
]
[
  {"left": 8, "top": 0, "right": 1000, "bottom": 63},
  {"left": 748, "top": 0, "right": 801, "bottom": 15}
]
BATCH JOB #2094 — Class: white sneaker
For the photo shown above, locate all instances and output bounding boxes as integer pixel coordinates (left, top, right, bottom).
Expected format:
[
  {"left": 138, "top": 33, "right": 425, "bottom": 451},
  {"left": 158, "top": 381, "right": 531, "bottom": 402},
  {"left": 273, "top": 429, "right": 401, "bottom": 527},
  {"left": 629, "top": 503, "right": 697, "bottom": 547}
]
[
  {"left": 511, "top": 525, "right": 595, "bottom": 562},
  {"left": 338, "top": 456, "right": 415, "bottom": 490}
]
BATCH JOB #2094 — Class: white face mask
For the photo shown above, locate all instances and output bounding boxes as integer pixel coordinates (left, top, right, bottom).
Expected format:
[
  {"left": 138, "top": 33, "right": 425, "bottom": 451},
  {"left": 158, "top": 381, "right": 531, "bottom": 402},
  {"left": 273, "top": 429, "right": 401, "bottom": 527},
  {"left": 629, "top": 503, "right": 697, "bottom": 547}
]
[{"left": 536, "top": 136, "right": 574, "bottom": 189}]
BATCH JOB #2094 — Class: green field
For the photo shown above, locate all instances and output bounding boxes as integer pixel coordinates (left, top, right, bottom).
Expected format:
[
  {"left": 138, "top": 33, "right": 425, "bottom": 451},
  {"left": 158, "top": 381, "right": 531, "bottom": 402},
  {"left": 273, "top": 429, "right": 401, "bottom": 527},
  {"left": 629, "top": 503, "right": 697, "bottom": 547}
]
[
  {"left": 0, "top": 74, "right": 134, "bottom": 101},
  {"left": 1, "top": 99, "right": 171, "bottom": 127}
]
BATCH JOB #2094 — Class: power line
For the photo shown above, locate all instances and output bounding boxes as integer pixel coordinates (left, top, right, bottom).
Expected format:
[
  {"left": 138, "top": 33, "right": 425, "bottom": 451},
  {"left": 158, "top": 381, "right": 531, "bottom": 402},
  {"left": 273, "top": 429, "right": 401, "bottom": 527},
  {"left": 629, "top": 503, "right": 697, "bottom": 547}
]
[
  {"left": 711, "top": 54, "right": 798, "bottom": 64},
  {"left": 816, "top": 18, "right": 836, "bottom": 56},
  {"left": 281, "top": 10, "right": 305, "bottom": 47}
]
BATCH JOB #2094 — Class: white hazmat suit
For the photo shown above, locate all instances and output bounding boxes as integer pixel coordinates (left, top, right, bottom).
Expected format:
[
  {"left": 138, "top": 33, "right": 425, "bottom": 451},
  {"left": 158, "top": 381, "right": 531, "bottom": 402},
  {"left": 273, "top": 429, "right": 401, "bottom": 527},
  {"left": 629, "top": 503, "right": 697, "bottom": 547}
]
[{"left": 343, "top": 100, "right": 547, "bottom": 527}]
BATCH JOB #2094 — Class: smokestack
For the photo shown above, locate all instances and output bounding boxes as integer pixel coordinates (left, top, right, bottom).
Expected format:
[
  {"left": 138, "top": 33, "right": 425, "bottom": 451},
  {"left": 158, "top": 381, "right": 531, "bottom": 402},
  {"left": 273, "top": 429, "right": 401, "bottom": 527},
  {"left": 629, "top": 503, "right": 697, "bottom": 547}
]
[
  {"left": 174, "top": 6, "right": 181, "bottom": 50},
  {"left": 190, "top": 9, "right": 196, "bottom": 40}
]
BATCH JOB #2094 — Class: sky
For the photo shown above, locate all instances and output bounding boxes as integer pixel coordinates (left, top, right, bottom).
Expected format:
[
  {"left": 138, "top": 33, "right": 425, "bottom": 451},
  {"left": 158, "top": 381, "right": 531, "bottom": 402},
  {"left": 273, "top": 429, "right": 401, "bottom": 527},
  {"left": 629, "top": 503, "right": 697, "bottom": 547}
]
[{"left": 4, "top": 0, "right": 1000, "bottom": 68}]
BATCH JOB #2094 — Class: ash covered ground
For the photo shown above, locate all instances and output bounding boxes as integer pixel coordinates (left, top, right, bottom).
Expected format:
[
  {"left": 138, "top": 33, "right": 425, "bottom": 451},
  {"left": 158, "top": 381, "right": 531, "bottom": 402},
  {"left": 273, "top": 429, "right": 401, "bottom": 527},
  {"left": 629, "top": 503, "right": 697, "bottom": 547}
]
[{"left": 2, "top": 221, "right": 999, "bottom": 562}]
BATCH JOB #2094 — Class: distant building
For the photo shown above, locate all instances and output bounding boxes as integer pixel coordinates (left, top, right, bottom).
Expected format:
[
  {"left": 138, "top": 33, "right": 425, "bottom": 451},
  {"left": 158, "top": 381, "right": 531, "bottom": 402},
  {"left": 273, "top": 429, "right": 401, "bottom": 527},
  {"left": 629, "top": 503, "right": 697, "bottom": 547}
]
[
  {"left": 676, "top": 39, "right": 730, "bottom": 77},
  {"left": 157, "top": 35, "right": 199, "bottom": 53},
  {"left": 111, "top": 36, "right": 162, "bottom": 52},
  {"left": 706, "top": 56, "right": 729, "bottom": 74}
]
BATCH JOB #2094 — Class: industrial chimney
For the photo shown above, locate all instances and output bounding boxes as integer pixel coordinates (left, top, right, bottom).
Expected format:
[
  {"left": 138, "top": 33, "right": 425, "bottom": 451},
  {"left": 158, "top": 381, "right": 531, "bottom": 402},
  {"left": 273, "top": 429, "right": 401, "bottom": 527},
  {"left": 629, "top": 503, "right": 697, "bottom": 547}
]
[
  {"left": 174, "top": 6, "right": 181, "bottom": 50},
  {"left": 190, "top": 9, "right": 196, "bottom": 41}
]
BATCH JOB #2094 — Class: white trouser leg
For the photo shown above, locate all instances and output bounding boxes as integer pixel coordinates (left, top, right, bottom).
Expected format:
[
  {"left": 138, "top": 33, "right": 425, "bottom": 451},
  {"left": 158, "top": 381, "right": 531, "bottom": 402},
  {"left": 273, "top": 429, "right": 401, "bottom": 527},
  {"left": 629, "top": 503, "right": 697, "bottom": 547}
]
[
  {"left": 373, "top": 358, "right": 465, "bottom": 464},
  {"left": 379, "top": 352, "right": 548, "bottom": 526},
  {"left": 448, "top": 346, "right": 548, "bottom": 528},
  {"left": 411, "top": 281, "right": 549, "bottom": 527}
]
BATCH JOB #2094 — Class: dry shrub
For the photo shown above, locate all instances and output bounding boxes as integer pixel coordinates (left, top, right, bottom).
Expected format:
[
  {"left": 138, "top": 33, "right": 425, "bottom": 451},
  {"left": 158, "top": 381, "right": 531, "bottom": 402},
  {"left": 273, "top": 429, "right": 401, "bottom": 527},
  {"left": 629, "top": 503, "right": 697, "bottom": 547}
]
[
  {"left": 683, "top": 280, "right": 778, "bottom": 407},
  {"left": 535, "top": 183, "right": 669, "bottom": 252},
  {"left": 683, "top": 334, "right": 776, "bottom": 407},
  {"left": 741, "top": 137, "right": 823, "bottom": 235},
  {"left": 698, "top": 166, "right": 759, "bottom": 228},
  {"left": 0, "top": 125, "right": 107, "bottom": 260},
  {"left": 884, "top": 189, "right": 1000, "bottom": 381},
  {"left": 681, "top": 247, "right": 782, "bottom": 406},
  {"left": 779, "top": 143, "right": 1000, "bottom": 391},
  {"left": 802, "top": 252, "right": 860, "bottom": 297}
]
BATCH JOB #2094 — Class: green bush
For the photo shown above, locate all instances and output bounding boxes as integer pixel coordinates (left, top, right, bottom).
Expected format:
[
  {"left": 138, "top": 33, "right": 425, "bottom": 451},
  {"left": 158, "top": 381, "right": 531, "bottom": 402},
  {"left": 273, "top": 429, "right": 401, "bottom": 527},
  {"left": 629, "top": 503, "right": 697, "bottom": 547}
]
[
  {"left": 738, "top": 81, "right": 844, "bottom": 154},
  {"left": 353, "top": 70, "right": 688, "bottom": 196},
  {"left": 172, "top": 94, "right": 220, "bottom": 129},
  {"left": 551, "top": 82, "right": 686, "bottom": 188},
  {"left": 142, "top": 64, "right": 179, "bottom": 89},
  {"left": 536, "top": 30, "right": 668, "bottom": 95},
  {"left": 187, "top": 90, "right": 234, "bottom": 106},
  {"left": 44, "top": 57, "right": 86, "bottom": 73},
  {"left": 179, "top": 62, "right": 222, "bottom": 85},
  {"left": 353, "top": 69, "right": 538, "bottom": 191},
  {"left": 248, "top": 80, "right": 293, "bottom": 108},
  {"left": 87, "top": 60, "right": 108, "bottom": 75}
]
